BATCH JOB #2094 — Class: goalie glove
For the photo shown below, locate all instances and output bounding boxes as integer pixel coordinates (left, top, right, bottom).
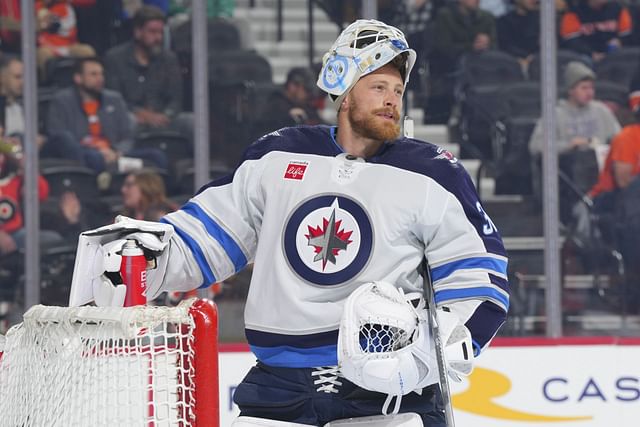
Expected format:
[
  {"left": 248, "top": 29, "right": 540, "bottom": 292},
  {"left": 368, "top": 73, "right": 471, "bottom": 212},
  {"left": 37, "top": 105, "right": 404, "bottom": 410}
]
[
  {"left": 69, "top": 216, "right": 174, "bottom": 307},
  {"left": 338, "top": 281, "right": 439, "bottom": 415}
]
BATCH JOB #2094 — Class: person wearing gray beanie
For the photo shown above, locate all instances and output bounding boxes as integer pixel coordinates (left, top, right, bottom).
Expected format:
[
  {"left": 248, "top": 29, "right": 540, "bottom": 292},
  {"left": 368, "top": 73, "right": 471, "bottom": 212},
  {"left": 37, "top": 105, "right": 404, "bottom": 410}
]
[
  {"left": 564, "top": 61, "right": 596, "bottom": 91},
  {"left": 529, "top": 61, "right": 620, "bottom": 156}
]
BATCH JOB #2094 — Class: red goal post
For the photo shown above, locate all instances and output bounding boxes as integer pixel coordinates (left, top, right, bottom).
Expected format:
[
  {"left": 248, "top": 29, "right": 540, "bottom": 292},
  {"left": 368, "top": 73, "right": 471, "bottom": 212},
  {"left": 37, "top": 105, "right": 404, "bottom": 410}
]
[{"left": 0, "top": 298, "right": 219, "bottom": 426}]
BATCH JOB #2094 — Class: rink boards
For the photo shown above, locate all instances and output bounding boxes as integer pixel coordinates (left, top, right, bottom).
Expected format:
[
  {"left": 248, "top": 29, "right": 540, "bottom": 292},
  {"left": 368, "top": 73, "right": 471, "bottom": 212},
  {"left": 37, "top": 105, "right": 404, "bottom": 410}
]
[{"left": 219, "top": 337, "right": 640, "bottom": 426}]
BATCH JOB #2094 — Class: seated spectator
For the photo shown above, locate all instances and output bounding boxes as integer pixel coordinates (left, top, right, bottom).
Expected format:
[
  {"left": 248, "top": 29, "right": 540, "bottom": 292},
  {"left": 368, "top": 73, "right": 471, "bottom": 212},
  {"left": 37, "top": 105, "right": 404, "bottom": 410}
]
[
  {"left": 529, "top": 62, "right": 620, "bottom": 156},
  {"left": 587, "top": 109, "right": 640, "bottom": 306},
  {"left": 45, "top": 57, "right": 168, "bottom": 173},
  {"left": 121, "top": 168, "right": 177, "bottom": 221},
  {"left": 560, "top": 0, "right": 632, "bottom": 63},
  {"left": 0, "top": 55, "right": 85, "bottom": 165},
  {"left": 529, "top": 61, "right": 621, "bottom": 221},
  {"left": 0, "top": 139, "right": 61, "bottom": 255},
  {"left": 428, "top": 0, "right": 497, "bottom": 122},
  {"left": 258, "top": 67, "right": 324, "bottom": 134},
  {"left": 594, "top": 113, "right": 640, "bottom": 196},
  {"left": 103, "top": 5, "right": 193, "bottom": 144},
  {"left": 497, "top": 0, "right": 540, "bottom": 70},
  {"left": 35, "top": 0, "right": 95, "bottom": 75}
]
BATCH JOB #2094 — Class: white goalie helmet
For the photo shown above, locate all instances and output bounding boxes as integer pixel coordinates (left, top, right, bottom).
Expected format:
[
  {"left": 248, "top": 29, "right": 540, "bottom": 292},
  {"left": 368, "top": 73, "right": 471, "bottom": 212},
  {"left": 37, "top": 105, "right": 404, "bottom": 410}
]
[
  {"left": 337, "top": 281, "right": 438, "bottom": 414},
  {"left": 317, "top": 19, "right": 417, "bottom": 108}
]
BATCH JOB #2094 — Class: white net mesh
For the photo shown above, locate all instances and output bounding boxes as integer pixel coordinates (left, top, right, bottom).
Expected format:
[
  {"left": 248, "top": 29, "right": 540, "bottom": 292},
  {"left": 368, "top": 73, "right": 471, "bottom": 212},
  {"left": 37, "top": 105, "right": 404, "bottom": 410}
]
[
  {"left": 0, "top": 300, "right": 207, "bottom": 427},
  {"left": 357, "top": 285, "right": 415, "bottom": 354}
]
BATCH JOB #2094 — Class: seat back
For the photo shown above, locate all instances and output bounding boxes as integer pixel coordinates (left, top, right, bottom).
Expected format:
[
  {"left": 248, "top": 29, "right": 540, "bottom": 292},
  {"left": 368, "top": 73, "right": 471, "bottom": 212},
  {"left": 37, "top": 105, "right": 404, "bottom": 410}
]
[
  {"left": 595, "top": 47, "right": 640, "bottom": 88},
  {"left": 43, "top": 57, "right": 77, "bottom": 88},
  {"left": 40, "top": 164, "right": 98, "bottom": 200},
  {"left": 171, "top": 17, "right": 242, "bottom": 55},
  {"left": 528, "top": 49, "right": 591, "bottom": 82},
  {"left": 499, "top": 81, "right": 542, "bottom": 120},
  {"left": 459, "top": 50, "right": 525, "bottom": 88}
]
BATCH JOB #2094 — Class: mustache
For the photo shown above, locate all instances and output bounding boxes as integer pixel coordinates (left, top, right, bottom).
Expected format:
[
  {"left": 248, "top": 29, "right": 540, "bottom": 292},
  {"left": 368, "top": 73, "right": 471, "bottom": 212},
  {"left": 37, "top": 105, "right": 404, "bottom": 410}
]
[{"left": 371, "top": 107, "right": 400, "bottom": 121}]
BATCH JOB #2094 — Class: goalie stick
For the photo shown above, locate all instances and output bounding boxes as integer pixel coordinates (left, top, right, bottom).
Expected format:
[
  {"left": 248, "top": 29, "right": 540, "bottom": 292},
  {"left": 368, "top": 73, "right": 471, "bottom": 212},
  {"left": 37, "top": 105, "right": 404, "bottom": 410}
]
[{"left": 421, "top": 259, "right": 456, "bottom": 427}]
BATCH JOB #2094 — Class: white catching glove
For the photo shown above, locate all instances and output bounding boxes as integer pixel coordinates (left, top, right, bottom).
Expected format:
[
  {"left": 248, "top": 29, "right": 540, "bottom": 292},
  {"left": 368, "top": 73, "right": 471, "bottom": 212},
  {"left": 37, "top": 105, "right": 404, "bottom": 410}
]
[
  {"left": 69, "top": 216, "right": 174, "bottom": 307},
  {"left": 436, "top": 308, "right": 475, "bottom": 382}
]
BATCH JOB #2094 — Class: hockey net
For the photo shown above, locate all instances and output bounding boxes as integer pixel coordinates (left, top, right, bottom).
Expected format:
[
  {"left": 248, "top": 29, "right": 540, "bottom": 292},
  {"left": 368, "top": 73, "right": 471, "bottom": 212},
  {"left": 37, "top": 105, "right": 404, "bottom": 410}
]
[{"left": 0, "top": 298, "right": 218, "bottom": 426}]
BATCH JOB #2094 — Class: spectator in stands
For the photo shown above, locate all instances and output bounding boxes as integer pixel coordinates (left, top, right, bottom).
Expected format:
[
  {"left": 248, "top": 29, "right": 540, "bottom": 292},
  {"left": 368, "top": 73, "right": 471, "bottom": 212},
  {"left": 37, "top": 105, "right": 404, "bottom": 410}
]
[
  {"left": 0, "top": 55, "right": 85, "bottom": 164},
  {"left": 529, "top": 61, "right": 620, "bottom": 156},
  {"left": 45, "top": 57, "right": 168, "bottom": 173},
  {"left": 587, "top": 107, "right": 640, "bottom": 306},
  {"left": 560, "top": 0, "right": 632, "bottom": 63},
  {"left": 432, "top": 0, "right": 496, "bottom": 64},
  {"left": 103, "top": 5, "right": 193, "bottom": 143},
  {"left": 590, "top": 105, "right": 640, "bottom": 196},
  {"left": 258, "top": 67, "right": 323, "bottom": 134},
  {"left": 35, "top": 0, "right": 95, "bottom": 75},
  {"left": 120, "top": 168, "right": 176, "bottom": 221},
  {"left": 530, "top": 61, "right": 621, "bottom": 221},
  {"left": 0, "top": 139, "right": 61, "bottom": 254},
  {"left": 429, "top": 0, "right": 497, "bottom": 122},
  {"left": 497, "top": 0, "right": 540, "bottom": 70}
]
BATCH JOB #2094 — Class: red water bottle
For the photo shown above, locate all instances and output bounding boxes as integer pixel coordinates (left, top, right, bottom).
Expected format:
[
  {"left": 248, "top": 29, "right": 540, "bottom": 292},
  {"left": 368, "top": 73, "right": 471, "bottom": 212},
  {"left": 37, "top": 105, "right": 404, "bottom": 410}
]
[{"left": 121, "top": 239, "right": 148, "bottom": 307}]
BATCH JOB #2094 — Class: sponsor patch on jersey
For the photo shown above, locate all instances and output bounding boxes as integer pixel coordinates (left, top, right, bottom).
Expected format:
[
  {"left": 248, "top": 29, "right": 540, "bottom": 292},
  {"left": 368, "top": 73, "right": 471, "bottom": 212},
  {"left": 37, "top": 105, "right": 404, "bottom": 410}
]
[
  {"left": 434, "top": 146, "right": 458, "bottom": 164},
  {"left": 284, "top": 161, "right": 309, "bottom": 181},
  {"left": 283, "top": 194, "right": 373, "bottom": 286}
]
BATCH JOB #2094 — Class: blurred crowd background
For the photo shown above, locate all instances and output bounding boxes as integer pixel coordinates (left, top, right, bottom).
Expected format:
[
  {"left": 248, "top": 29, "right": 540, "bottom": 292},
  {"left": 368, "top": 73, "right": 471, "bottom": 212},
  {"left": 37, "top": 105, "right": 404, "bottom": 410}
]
[{"left": 2, "top": 0, "right": 640, "bottom": 341}]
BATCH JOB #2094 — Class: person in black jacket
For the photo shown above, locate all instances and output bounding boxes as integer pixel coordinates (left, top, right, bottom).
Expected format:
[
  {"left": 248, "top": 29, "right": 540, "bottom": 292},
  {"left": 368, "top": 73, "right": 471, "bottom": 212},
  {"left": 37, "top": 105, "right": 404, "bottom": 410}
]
[
  {"left": 257, "top": 67, "right": 324, "bottom": 134},
  {"left": 497, "top": 0, "right": 540, "bottom": 69}
]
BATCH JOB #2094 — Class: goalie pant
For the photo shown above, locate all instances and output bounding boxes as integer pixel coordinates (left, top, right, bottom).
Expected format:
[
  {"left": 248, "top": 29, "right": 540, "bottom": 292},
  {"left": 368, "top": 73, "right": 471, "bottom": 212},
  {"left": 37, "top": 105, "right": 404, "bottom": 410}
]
[{"left": 232, "top": 362, "right": 447, "bottom": 426}]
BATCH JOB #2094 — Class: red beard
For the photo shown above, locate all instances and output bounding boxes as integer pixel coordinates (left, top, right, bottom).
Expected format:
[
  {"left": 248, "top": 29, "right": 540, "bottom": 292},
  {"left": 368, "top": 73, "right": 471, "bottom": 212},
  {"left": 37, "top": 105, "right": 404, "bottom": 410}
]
[{"left": 348, "top": 100, "right": 401, "bottom": 142}]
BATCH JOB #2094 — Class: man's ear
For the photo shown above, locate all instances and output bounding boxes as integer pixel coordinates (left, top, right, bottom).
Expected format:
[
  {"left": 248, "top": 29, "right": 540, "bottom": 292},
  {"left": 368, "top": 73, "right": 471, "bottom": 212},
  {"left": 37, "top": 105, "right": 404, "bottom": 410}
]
[{"left": 341, "top": 98, "right": 349, "bottom": 111}]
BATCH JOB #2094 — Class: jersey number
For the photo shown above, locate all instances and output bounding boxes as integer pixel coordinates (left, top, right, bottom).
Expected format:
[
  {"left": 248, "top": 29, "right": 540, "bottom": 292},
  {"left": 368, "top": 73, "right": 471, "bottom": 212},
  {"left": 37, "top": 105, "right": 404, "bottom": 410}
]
[{"left": 476, "top": 201, "right": 498, "bottom": 235}]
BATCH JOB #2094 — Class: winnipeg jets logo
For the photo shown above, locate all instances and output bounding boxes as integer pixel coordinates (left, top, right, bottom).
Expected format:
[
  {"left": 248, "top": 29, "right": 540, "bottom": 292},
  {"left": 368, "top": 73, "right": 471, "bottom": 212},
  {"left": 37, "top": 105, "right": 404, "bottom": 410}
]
[
  {"left": 306, "top": 207, "right": 353, "bottom": 270},
  {"left": 434, "top": 147, "right": 458, "bottom": 164},
  {"left": 284, "top": 195, "right": 373, "bottom": 286}
]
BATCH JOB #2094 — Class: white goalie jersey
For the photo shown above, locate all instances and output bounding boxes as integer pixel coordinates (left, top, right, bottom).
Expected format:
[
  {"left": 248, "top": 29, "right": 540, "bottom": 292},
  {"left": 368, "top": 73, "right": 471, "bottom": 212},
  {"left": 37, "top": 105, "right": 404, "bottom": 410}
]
[{"left": 157, "top": 125, "right": 509, "bottom": 368}]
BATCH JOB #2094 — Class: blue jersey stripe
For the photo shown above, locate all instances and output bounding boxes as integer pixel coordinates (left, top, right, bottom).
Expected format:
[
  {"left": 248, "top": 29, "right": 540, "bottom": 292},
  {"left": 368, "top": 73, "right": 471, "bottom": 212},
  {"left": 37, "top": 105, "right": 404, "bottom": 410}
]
[
  {"left": 435, "top": 286, "right": 509, "bottom": 310},
  {"left": 181, "top": 201, "right": 248, "bottom": 273},
  {"left": 431, "top": 257, "right": 507, "bottom": 282},
  {"left": 250, "top": 344, "right": 338, "bottom": 368},
  {"left": 160, "top": 218, "right": 216, "bottom": 288}
]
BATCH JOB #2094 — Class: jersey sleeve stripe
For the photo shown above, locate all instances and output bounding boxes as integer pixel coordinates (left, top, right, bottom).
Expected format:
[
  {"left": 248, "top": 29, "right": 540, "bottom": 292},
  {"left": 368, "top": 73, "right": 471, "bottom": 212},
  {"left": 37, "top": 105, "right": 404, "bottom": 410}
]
[
  {"left": 431, "top": 256, "right": 507, "bottom": 282},
  {"left": 160, "top": 217, "right": 217, "bottom": 288},
  {"left": 181, "top": 201, "right": 248, "bottom": 273},
  {"left": 435, "top": 286, "right": 509, "bottom": 311},
  {"left": 249, "top": 344, "right": 338, "bottom": 368}
]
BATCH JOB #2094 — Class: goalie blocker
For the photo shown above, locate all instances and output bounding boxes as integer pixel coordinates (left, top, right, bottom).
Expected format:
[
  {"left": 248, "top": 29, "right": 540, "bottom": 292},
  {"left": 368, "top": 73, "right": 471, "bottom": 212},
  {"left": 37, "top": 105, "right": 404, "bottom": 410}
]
[{"left": 69, "top": 216, "right": 173, "bottom": 307}]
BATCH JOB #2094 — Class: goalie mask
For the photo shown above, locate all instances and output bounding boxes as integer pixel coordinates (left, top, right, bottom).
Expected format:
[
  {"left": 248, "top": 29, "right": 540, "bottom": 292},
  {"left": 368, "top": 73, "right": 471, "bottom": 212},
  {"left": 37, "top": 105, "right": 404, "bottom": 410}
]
[
  {"left": 337, "top": 281, "right": 438, "bottom": 414},
  {"left": 317, "top": 19, "right": 416, "bottom": 109}
]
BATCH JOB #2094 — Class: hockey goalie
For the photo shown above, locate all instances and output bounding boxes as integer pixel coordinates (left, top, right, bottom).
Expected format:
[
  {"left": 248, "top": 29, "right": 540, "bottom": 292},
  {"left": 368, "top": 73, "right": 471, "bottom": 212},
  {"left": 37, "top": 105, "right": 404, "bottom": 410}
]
[{"left": 70, "top": 18, "right": 509, "bottom": 427}]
